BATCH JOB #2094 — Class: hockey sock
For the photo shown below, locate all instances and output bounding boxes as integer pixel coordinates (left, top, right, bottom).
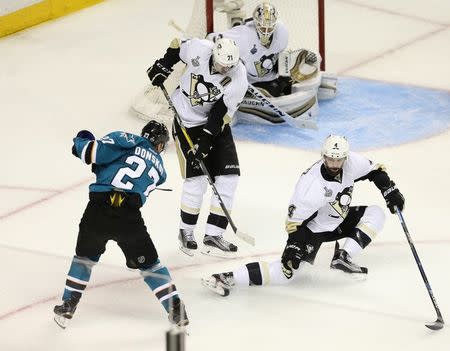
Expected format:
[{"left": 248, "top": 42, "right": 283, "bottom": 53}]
[
  {"left": 233, "top": 262, "right": 265, "bottom": 286},
  {"left": 62, "top": 255, "right": 100, "bottom": 301},
  {"left": 140, "top": 260, "right": 179, "bottom": 313}
]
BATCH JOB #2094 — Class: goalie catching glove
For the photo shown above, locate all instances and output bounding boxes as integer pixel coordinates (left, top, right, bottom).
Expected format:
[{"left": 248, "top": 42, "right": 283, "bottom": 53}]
[{"left": 278, "top": 49, "right": 320, "bottom": 82}]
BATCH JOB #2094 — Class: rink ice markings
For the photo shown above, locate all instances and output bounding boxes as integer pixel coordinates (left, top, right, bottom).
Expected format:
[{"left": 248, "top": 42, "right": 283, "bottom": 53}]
[
  {"left": 337, "top": 0, "right": 450, "bottom": 26},
  {"left": 0, "top": 240, "right": 448, "bottom": 322},
  {"left": 0, "top": 178, "right": 91, "bottom": 220},
  {"left": 338, "top": 26, "right": 448, "bottom": 76}
]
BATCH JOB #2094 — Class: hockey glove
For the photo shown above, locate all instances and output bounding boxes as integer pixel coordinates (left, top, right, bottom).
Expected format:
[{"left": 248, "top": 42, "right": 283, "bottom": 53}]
[
  {"left": 281, "top": 242, "right": 303, "bottom": 279},
  {"left": 305, "top": 51, "right": 318, "bottom": 65},
  {"left": 72, "top": 130, "right": 95, "bottom": 157},
  {"left": 188, "top": 129, "right": 213, "bottom": 166},
  {"left": 76, "top": 130, "right": 95, "bottom": 140},
  {"left": 382, "top": 181, "right": 405, "bottom": 213},
  {"left": 147, "top": 60, "right": 173, "bottom": 87}
]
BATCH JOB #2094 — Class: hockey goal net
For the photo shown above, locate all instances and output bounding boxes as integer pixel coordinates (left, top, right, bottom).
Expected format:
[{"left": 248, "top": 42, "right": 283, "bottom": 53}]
[{"left": 131, "top": 0, "right": 325, "bottom": 126}]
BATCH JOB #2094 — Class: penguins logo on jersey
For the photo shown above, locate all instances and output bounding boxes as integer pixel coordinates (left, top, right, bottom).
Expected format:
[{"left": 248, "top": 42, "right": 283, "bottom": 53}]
[
  {"left": 254, "top": 53, "right": 278, "bottom": 77},
  {"left": 329, "top": 186, "right": 353, "bottom": 219},
  {"left": 188, "top": 73, "right": 221, "bottom": 106}
]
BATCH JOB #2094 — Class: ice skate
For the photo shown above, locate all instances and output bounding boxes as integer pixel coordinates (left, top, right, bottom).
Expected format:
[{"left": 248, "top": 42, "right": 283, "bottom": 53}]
[
  {"left": 201, "top": 235, "right": 238, "bottom": 258},
  {"left": 330, "top": 242, "right": 368, "bottom": 278},
  {"left": 168, "top": 299, "right": 189, "bottom": 327},
  {"left": 53, "top": 298, "right": 78, "bottom": 329},
  {"left": 178, "top": 229, "right": 198, "bottom": 257},
  {"left": 201, "top": 272, "right": 235, "bottom": 296}
]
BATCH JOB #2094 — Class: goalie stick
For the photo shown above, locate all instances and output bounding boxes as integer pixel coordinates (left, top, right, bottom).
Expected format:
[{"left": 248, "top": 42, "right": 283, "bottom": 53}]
[
  {"left": 159, "top": 85, "right": 255, "bottom": 247},
  {"left": 395, "top": 207, "right": 444, "bottom": 330},
  {"left": 246, "top": 84, "right": 318, "bottom": 130}
]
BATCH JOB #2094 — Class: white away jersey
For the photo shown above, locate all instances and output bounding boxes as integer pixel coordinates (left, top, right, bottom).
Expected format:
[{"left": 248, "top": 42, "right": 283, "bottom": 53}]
[
  {"left": 171, "top": 38, "right": 248, "bottom": 128},
  {"left": 215, "top": 21, "right": 288, "bottom": 84},
  {"left": 288, "top": 152, "right": 378, "bottom": 233}
]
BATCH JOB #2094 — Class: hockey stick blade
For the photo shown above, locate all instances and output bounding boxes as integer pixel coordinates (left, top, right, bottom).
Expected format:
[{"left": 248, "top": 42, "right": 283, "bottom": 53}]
[
  {"left": 236, "top": 230, "right": 255, "bottom": 246},
  {"left": 426, "top": 316, "right": 444, "bottom": 330},
  {"left": 247, "top": 84, "right": 318, "bottom": 130}
]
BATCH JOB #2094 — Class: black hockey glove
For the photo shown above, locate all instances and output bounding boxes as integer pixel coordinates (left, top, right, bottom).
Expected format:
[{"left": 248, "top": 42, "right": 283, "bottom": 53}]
[
  {"left": 147, "top": 60, "right": 173, "bottom": 87},
  {"left": 188, "top": 129, "right": 213, "bottom": 165},
  {"left": 76, "top": 130, "right": 95, "bottom": 140},
  {"left": 72, "top": 130, "right": 95, "bottom": 156},
  {"left": 382, "top": 181, "right": 405, "bottom": 214},
  {"left": 281, "top": 242, "right": 303, "bottom": 279}
]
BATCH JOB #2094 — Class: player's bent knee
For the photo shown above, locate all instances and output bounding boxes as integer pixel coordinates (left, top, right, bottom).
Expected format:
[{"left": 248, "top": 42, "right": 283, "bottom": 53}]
[{"left": 364, "top": 205, "right": 386, "bottom": 231}]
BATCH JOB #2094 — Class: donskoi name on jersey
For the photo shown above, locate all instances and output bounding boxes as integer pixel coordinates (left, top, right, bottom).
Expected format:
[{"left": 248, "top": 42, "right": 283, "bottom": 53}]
[{"left": 135, "top": 146, "right": 163, "bottom": 173}]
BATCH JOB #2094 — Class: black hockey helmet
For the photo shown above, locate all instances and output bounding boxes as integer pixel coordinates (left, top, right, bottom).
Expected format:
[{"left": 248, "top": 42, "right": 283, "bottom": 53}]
[{"left": 141, "top": 120, "right": 170, "bottom": 152}]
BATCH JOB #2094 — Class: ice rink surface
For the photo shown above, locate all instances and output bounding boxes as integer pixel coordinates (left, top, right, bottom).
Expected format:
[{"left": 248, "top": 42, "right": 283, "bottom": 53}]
[{"left": 1, "top": 0, "right": 449, "bottom": 350}]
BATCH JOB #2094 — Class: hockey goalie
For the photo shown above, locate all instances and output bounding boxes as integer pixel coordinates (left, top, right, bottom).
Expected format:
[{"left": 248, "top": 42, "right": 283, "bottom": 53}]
[{"left": 208, "top": 1, "right": 337, "bottom": 128}]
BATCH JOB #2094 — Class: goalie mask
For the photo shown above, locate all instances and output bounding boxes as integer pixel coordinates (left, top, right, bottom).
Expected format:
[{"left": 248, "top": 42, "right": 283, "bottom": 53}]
[
  {"left": 253, "top": 2, "right": 278, "bottom": 46},
  {"left": 321, "top": 135, "right": 349, "bottom": 176},
  {"left": 141, "top": 120, "right": 170, "bottom": 152},
  {"left": 212, "top": 38, "right": 240, "bottom": 74}
]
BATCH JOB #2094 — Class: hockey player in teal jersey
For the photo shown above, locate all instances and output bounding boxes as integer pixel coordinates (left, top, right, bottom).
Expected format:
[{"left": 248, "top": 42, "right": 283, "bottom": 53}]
[{"left": 53, "top": 121, "right": 189, "bottom": 329}]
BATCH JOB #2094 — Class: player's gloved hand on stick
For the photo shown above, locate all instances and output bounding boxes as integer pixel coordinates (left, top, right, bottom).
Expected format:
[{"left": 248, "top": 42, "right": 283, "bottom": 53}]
[
  {"left": 188, "top": 129, "right": 213, "bottom": 166},
  {"left": 382, "top": 181, "right": 405, "bottom": 213},
  {"left": 281, "top": 242, "right": 303, "bottom": 279},
  {"left": 147, "top": 60, "right": 173, "bottom": 87}
]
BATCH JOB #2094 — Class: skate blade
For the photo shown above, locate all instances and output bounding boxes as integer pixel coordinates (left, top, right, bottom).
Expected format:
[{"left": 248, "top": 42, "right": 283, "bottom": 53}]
[
  {"left": 54, "top": 315, "right": 70, "bottom": 329},
  {"left": 330, "top": 267, "right": 368, "bottom": 281},
  {"left": 179, "top": 245, "right": 195, "bottom": 257},
  {"left": 200, "top": 278, "right": 230, "bottom": 296},
  {"left": 201, "top": 246, "right": 237, "bottom": 259}
]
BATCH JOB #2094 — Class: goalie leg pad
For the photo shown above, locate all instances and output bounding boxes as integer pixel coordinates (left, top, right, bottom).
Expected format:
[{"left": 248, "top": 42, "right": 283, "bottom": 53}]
[{"left": 318, "top": 71, "right": 338, "bottom": 100}]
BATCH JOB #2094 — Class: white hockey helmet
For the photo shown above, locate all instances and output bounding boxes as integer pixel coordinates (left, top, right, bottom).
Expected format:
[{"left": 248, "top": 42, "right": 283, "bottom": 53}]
[
  {"left": 212, "top": 38, "right": 240, "bottom": 74},
  {"left": 253, "top": 2, "right": 278, "bottom": 46},
  {"left": 321, "top": 135, "right": 349, "bottom": 159}
]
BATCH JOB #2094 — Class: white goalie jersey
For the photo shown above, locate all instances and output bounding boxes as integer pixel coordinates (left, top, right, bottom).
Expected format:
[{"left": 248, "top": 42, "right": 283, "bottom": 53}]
[
  {"left": 288, "top": 152, "right": 379, "bottom": 233},
  {"left": 210, "top": 21, "right": 288, "bottom": 84},
  {"left": 171, "top": 38, "right": 248, "bottom": 128}
]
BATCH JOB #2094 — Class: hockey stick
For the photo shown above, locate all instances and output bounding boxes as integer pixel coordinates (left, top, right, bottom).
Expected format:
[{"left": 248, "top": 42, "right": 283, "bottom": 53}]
[
  {"left": 246, "top": 84, "right": 318, "bottom": 130},
  {"left": 159, "top": 85, "right": 255, "bottom": 246},
  {"left": 395, "top": 207, "right": 444, "bottom": 330}
]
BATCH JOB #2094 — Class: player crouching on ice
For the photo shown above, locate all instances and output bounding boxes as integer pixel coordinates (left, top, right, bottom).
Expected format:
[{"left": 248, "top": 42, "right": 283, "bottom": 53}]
[
  {"left": 202, "top": 135, "right": 405, "bottom": 296},
  {"left": 208, "top": 1, "right": 337, "bottom": 128}
]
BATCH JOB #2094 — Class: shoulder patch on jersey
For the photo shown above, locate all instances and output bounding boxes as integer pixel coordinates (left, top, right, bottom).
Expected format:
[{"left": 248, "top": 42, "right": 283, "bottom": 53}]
[
  {"left": 119, "top": 132, "right": 136, "bottom": 144},
  {"left": 191, "top": 56, "right": 200, "bottom": 67},
  {"left": 323, "top": 186, "right": 333, "bottom": 197}
]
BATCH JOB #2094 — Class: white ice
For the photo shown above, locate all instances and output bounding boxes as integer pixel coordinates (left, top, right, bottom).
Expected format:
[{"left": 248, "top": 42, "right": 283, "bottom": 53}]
[{"left": 0, "top": 0, "right": 449, "bottom": 350}]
